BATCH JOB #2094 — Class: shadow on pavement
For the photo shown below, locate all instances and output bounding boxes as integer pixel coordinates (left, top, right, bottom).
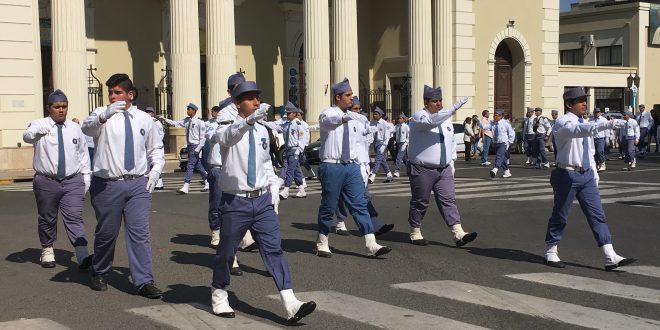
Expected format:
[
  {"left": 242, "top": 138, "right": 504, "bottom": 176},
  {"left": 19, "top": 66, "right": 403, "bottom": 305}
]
[{"left": 170, "top": 233, "right": 209, "bottom": 248}]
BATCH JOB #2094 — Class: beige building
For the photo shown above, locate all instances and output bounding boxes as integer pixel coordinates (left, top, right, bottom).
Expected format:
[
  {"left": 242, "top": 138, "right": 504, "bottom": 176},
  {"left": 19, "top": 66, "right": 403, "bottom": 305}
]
[
  {"left": 1, "top": 0, "right": 565, "bottom": 172},
  {"left": 559, "top": 0, "right": 659, "bottom": 113}
]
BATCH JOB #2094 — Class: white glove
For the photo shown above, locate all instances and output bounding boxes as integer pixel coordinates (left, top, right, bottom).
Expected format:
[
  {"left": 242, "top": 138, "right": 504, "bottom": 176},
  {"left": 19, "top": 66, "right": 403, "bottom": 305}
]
[
  {"left": 83, "top": 174, "right": 91, "bottom": 194},
  {"left": 611, "top": 119, "right": 626, "bottom": 128},
  {"left": 378, "top": 144, "right": 387, "bottom": 154},
  {"left": 101, "top": 101, "right": 126, "bottom": 121},
  {"left": 259, "top": 103, "right": 271, "bottom": 112},
  {"left": 246, "top": 106, "right": 268, "bottom": 125},
  {"left": 368, "top": 126, "right": 378, "bottom": 133},
  {"left": 36, "top": 126, "right": 51, "bottom": 136},
  {"left": 194, "top": 144, "right": 203, "bottom": 153},
  {"left": 156, "top": 115, "right": 164, "bottom": 120},
  {"left": 270, "top": 185, "right": 280, "bottom": 214},
  {"left": 450, "top": 161, "right": 455, "bottom": 176},
  {"left": 146, "top": 169, "right": 160, "bottom": 193},
  {"left": 450, "top": 97, "right": 469, "bottom": 111}
]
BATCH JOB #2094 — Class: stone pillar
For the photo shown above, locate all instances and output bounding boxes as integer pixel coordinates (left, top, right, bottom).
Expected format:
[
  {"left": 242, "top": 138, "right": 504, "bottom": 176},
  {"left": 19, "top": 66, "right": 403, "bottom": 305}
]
[
  {"left": 51, "top": 0, "right": 88, "bottom": 120},
  {"left": 303, "top": 0, "right": 330, "bottom": 122},
  {"left": 433, "top": 0, "right": 453, "bottom": 104},
  {"left": 332, "top": 0, "right": 359, "bottom": 98},
  {"left": 169, "top": 0, "right": 201, "bottom": 120},
  {"left": 206, "top": 0, "right": 236, "bottom": 109},
  {"left": 409, "top": 0, "right": 433, "bottom": 112}
]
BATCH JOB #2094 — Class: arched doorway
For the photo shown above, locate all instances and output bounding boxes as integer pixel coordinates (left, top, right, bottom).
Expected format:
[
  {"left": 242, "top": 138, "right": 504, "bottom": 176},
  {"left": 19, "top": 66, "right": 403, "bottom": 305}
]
[{"left": 494, "top": 43, "right": 512, "bottom": 118}]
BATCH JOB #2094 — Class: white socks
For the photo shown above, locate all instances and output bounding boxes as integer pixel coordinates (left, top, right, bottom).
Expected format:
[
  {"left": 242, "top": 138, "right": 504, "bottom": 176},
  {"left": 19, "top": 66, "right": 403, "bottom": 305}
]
[
  {"left": 211, "top": 288, "right": 234, "bottom": 315},
  {"left": 336, "top": 221, "right": 347, "bottom": 232},
  {"left": 601, "top": 244, "right": 624, "bottom": 266},
  {"left": 545, "top": 244, "right": 561, "bottom": 262},
  {"left": 364, "top": 233, "right": 384, "bottom": 255},
  {"left": 316, "top": 233, "right": 330, "bottom": 253},
  {"left": 178, "top": 182, "right": 190, "bottom": 194},
  {"left": 210, "top": 230, "right": 220, "bottom": 247},
  {"left": 410, "top": 227, "right": 424, "bottom": 241},
  {"left": 280, "top": 289, "right": 303, "bottom": 319},
  {"left": 451, "top": 224, "right": 467, "bottom": 241}
]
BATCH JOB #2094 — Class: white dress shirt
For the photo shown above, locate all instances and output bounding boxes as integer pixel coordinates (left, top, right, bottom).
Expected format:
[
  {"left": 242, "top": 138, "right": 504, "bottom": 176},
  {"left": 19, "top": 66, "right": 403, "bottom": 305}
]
[
  {"left": 636, "top": 111, "right": 654, "bottom": 128},
  {"left": 534, "top": 116, "right": 552, "bottom": 135},
  {"left": 553, "top": 112, "right": 613, "bottom": 168},
  {"left": 619, "top": 118, "right": 640, "bottom": 139},
  {"left": 524, "top": 115, "right": 537, "bottom": 134},
  {"left": 395, "top": 123, "right": 410, "bottom": 144},
  {"left": 23, "top": 117, "right": 90, "bottom": 177},
  {"left": 82, "top": 106, "right": 164, "bottom": 178},
  {"left": 298, "top": 120, "right": 311, "bottom": 148},
  {"left": 351, "top": 113, "right": 371, "bottom": 164},
  {"left": 590, "top": 116, "right": 609, "bottom": 139},
  {"left": 318, "top": 106, "right": 362, "bottom": 162},
  {"left": 163, "top": 116, "right": 206, "bottom": 145},
  {"left": 149, "top": 119, "right": 165, "bottom": 165},
  {"left": 491, "top": 119, "right": 515, "bottom": 145},
  {"left": 205, "top": 120, "right": 223, "bottom": 166},
  {"left": 215, "top": 117, "right": 278, "bottom": 192},
  {"left": 408, "top": 106, "right": 458, "bottom": 168},
  {"left": 480, "top": 117, "right": 493, "bottom": 138},
  {"left": 370, "top": 118, "right": 391, "bottom": 145}
]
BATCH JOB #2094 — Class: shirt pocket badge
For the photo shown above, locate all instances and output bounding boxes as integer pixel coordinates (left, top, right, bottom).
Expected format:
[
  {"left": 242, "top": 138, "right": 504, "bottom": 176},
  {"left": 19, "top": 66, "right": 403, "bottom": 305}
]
[{"left": 261, "top": 138, "right": 268, "bottom": 150}]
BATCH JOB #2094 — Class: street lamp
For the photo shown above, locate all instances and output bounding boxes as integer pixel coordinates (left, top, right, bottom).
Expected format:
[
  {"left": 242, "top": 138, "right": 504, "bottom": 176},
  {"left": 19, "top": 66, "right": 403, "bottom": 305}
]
[{"left": 626, "top": 72, "right": 640, "bottom": 114}]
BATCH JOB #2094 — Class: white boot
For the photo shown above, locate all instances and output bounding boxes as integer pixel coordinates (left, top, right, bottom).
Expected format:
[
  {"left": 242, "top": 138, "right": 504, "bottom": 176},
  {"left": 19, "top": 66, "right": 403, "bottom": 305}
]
[
  {"left": 631, "top": 160, "right": 636, "bottom": 168},
  {"left": 368, "top": 173, "right": 376, "bottom": 184},
  {"left": 316, "top": 233, "right": 331, "bottom": 257},
  {"left": 335, "top": 221, "right": 349, "bottom": 235},
  {"left": 393, "top": 171, "right": 400, "bottom": 178},
  {"left": 410, "top": 228, "right": 424, "bottom": 241},
  {"left": 74, "top": 245, "right": 89, "bottom": 264},
  {"left": 489, "top": 167, "right": 498, "bottom": 178},
  {"left": 280, "top": 289, "right": 316, "bottom": 322},
  {"left": 502, "top": 169, "right": 512, "bottom": 178},
  {"left": 385, "top": 172, "right": 393, "bottom": 182},
  {"left": 201, "top": 180, "right": 209, "bottom": 192},
  {"left": 239, "top": 230, "right": 257, "bottom": 251},
  {"left": 600, "top": 162, "right": 607, "bottom": 171},
  {"left": 544, "top": 244, "right": 565, "bottom": 268},
  {"left": 280, "top": 187, "right": 290, "bottom": 200},
  {"left": 365, "top": 233, "right": 391, "bottom": 257},
  {"left": 40, "top": 246, "right": 55, "bottom": 268},
  {"left": 211, "top": 287, "right": 235, "bottom": 317},
  {"left": 525, "top": 157, "right": 531, "bottom": 165},
  {"left": 301, "top": 178, "right": 307, "bottom": 188},
  {"left": 210, "top": 230, "right": 220, "bottom": 248},
  {"left": 177, "top": 182, "right": 190, "bottom": 194},
  {"left": 451, "top": 224, "right": 478, "bottom": 247},
  {"left": 294, "top": 187, "right": 307, "bottom": 198},
  {"left": 601, "top": 244, "right": 627, "bottom": 270}
]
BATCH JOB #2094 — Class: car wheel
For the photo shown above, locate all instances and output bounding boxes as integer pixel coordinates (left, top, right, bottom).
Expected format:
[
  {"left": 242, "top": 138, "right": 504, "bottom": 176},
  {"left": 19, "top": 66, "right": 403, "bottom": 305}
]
[
  {"left": 180, "top": 162, "right": 187, "bottom": 171},
  {"left": 277, "top": 147, "right": 286, "bottom": 167}
]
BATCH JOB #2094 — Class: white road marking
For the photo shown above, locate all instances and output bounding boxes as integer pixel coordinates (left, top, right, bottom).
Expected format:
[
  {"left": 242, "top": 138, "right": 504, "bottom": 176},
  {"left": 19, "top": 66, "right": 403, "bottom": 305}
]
[
  {"left": 392, "top": 280, "right": 660, "bottom": 330},
  {"left": 599, "top": 193, "right": 660, "bottom": 204},
  {"left": 0, "top": 318, "right": 69, "bottom": 330},
  {"left": 506, "top": 273, "right": 660, "bottom": 305},
  {"left": 128, "top": 303, "right": 281, "bottom": 329},
  {"left": 267, "top": 290, "right": 488, "bottom": 329},
  {"left": 621, "top": 266, "right": 660, "bottom": 279}
]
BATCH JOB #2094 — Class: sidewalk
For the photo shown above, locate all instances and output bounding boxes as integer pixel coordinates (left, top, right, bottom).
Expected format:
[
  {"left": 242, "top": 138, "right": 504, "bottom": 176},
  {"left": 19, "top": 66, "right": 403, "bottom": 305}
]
[{"left": 0, "top": 153, "right": 181, "bottom": 184}]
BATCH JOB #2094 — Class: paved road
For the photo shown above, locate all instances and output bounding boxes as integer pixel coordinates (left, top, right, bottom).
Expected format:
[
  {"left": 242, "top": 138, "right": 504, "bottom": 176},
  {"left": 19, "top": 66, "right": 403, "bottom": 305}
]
[{"left": 1, "top": 153, "right": 659, "bottom": 329}]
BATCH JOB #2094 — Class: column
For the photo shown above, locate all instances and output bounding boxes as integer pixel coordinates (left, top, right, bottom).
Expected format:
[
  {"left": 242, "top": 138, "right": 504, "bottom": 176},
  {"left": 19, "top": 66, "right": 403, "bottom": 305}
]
[
  {"left": 303, "top": 0, "right": 330, "bottom": 122},
  {"left": 206, "top": 0, "right": 236, "bottom": 109},
  {"left": 332, "top": 0, "right": 359, "bottom": 98},
  {"left": 170, "top": 0, "right": 201, "bottom": 120},
  {"left": 433, "top": 0, "right": 453, "bottom": 104},
  {"left": 409, "top": 0, "right": 433, "bottom": 112},
  {"left": 51, "top": 0, "right": 87, "bottom": 120}
]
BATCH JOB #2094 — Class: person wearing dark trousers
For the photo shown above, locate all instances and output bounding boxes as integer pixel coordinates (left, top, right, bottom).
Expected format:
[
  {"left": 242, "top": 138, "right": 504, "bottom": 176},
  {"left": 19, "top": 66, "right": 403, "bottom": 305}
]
[
  {"left": 635, "top": 104, "right": 654, "bottom": 154},
  {"left": 23, "top": 89, "right": 93, "bottom": 270},
  {"left": 489, "top": 109, "right": 515, "bottom": 178},
  {"left": 620, "top": 110, "right": 640, "bottom": 171},
  {"left": 81, "top": 73, "right": 164, "bottom": 298},
  {"left": 590, "top": 108, "right": 608, "bottom": 172},
  {"left": 463, "top": 117, "right": 474, "bottom": 161}
]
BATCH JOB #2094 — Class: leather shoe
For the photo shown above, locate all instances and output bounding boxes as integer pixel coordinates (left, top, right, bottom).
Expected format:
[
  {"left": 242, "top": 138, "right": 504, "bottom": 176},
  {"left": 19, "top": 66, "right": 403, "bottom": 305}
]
[
  {"left": 138, "top": 282, "right": 163, "bottom": 299},
  {"left": 375, "top": 224, "right": 394, "bottom": 236},
  {"left": 545, "top": 260, "right": 566, "bottom": 268},
  {"left": 90, "top": 274, "right": 108, "bottom": 291},
  {"left": 605, "top": 257, "right": 638, "bottom": 271},
  {"left": 315, "top": 250, "right": 332, "bottom": 258},
  {"left": 335, "top": 229, "right": 350, "bottom": 236},
  {"left": 410, "top": 239, "right": 429, "bottom": 246},
  {"left": 241, "top": 242, "right": 258, "bottom": 253},
  {"left": 371, "top": 246, "right": 392, "bottom": 257},
  {"left": 215, "top": 312, "right": 235, "bottom": 318},
  {"left": 78, "top": 254, "right": 93, "bottom": 270},
  {"left": 230, "top": 267, "right": 243, "bottom": 276},
  {"left": 455, "top": 232, "right": 478, "bottom": 247},
  {"left": 287, "top": 301, "right": 317, "bottom": 324}
]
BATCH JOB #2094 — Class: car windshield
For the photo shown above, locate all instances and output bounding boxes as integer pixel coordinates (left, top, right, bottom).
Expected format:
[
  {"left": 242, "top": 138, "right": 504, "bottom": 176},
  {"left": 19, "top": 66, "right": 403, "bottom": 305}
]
[{"left": 453, "top": 123, "right": 464, "bottom": 133}]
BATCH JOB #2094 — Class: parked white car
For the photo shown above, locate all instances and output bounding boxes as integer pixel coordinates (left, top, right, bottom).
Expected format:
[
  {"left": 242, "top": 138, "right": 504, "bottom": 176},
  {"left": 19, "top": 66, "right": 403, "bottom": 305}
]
[{"left": 453, "top": 121, "right": 465, "bottom": 153}]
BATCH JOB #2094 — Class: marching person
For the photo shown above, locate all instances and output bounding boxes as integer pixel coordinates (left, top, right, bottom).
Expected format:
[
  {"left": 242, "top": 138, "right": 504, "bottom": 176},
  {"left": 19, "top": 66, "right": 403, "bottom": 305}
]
[
  {"left": 81, "top": 73, "right": 164, "bottom": 298},
  {"left": 544, "top": 87, "right": 636, "bottom": 271},
  {"left": 296, "top": 111, "right": 317, "bottom": 179},
  {"left": 145, "top": 107, "right": 165, "bottom": 190},
  {"left": 277, "top": 101, "right": 306, "bottom": 199},
  {"left": 210, "top": 81, "right": 316, "bottom": 323},
  {"left": 23, "top": 89, "right": 93, "bottom": 269},
  {"left": 394, "top": 113, "right": 410, "bottom": 176},
  {"left": 407, "top": 85, "right": 477, "bottom": 247},
  {"left": 315, "top": 78, "right": 392, "bottom": 258},
  {"left": 204, "top": 105, "right": 224, "bottom": 250},
  {"left": 620, "top": 109, "right": 640, "bottom": 171},
  {"left": 590, "top": 108, "right": 608, "bottom": 172},
  {"left": 532, "top": 107, "right": 552, "bottom": 168},
  {"left": 489, "top": 109, "right": 515, "bottom": 178},
  {"left": 369, "top": 107, "right": 394, "bottom": 183},
  {"left": 160, "top": 103, "right": 209, "bottom": 194},
  {"left": 635, "top": 104, "right": 654, "bottom": 155},
  {"left": 522, "top": 107, "right": 536, "bottom": 166}
]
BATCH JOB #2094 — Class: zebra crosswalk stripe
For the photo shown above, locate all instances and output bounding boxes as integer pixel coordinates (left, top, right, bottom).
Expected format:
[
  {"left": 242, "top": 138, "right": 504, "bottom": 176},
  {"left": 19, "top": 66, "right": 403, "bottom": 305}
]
[
  {"left": 267, "top": 290, "right": 489, "bottom": 330},
  {"left": 0, "top": 318, "right": 70, "bottom": 329},
  {"left": 620, "top": 266, "right": 660, "bottom": 279},
  {"left": 128, "top": 303, "right": 280, "bottom": 330},
  {"left": 492, "top": 186, "right": 656, "bottom": 202},
  {"left": 505, "top": 273, "right": 660, "bottom": 305},
  {"left": 391, "top": 280, "right": 660, "bottom": 330}
]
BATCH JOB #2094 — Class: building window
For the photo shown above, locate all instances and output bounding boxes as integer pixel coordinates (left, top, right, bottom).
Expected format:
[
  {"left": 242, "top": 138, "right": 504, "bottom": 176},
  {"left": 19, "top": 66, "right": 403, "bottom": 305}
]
[
  {"left": 560, "top": 49, "right": 584, "bottom": 65},
  {"left": 596, "top": 45, "right": 622, "bottom": 66},
  {"left": 594, "top": 87, "right": 624, "bottom": 112}
]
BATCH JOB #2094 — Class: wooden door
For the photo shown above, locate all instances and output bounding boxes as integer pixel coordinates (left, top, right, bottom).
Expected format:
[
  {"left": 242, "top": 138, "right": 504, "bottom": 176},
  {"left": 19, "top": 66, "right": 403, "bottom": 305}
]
[{"left": 495, "top": 43, "right": 513, "bottom": 118}]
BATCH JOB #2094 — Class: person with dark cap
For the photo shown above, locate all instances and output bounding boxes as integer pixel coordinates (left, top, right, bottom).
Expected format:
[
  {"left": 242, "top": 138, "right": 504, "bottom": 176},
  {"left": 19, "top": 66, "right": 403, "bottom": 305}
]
[
  {"left": 394, "top": 112, "right": 410, "bottom": 177},
  {"left": 543, "top": 86, "right": 636, "bottom": 271},
  {"left": 144, "top": 107, "right": 165, "bottom": 190},
  {"left": 266, "top": 101, "right": 306, "bottom": 199},
  {"left": 159, "top": 103, "right": 208, "bottom": 194},
  {"left": 368, "top": 106, "right": 394, "bottom": 183},
  {"left": 522, "top": 107, "right": 536, "bottom": 166},
  {"left": 81, "top": 73, "right": 164, "bottom": 298},
  {"left": 489, "top": 109, "right": 515, "bottom": 178},
  {"left": 23, "top": 89, "right": 93, "bottom": 269},
  {"left": 295, "top": 110, "right": 317, "bottom": 179},
  {"left": 590, "top": 108, "right": 608, "bottom": 172},
  {"left": 620, "top": 109, "right": 640, "bottom": 171},
  {"left": 210, "top": 81, "right": 316, "bottom": 323},
  {"left": 204, "top": 105, "right": 225, "bottom": 250},
  {"left": 315, "top": 78, "right": 392, "bottom": 258},
  {"left": 635, "top": 104, "right": 654, "bottom": 154},
  {"left": 532, "top": 107, "right": 552, "bottom": 168},
  {"left": 549, "top": 109, "right": 559, "bottom": 166},
  {"left": 407, "top": 85, "right": 477, "bottom": 247}
]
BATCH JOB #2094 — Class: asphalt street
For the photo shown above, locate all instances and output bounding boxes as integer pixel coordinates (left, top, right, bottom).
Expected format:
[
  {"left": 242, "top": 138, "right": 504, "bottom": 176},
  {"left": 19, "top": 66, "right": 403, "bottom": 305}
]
[{"left": 1, "top": 152, "right": 659, "bottom": 329}]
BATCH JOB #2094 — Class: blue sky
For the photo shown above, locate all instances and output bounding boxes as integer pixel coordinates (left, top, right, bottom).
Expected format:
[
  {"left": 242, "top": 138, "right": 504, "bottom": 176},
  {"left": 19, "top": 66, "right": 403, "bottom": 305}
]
[{"left": 560, "top": 0, "right": 579, "bottom": 12}]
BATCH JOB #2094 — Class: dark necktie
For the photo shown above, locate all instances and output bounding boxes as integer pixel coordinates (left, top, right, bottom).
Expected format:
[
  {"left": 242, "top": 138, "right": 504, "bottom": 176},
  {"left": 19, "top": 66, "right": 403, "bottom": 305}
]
[
  {"left": 494, "top": 123, "right": 500, "bottom": 142},
  {"left": 439, "top": 128, "right": 447, "bottom": 167},
  {"left": 56, "top": 124, "right": 66, "bottom": 179},
  {"left": 247, "top": 127, "right": 256, "bottom": 187},
  {"left": 397, "top": 125, "right": 402, "bottom": 143},
  {"left": 284, "top": 122, "right": 290, "bottom": 146},
  {"left": 124, "top": 112, "right": 135, "bottom": 171},
  {"left": 341, "top": 122, "right": 350, "bottom": 162},
  {"left": 186, "top": 119, "right": 191, "bottom": 144},
  {"left": 578, "top": 118, "right": 590, "bottom": 169}
]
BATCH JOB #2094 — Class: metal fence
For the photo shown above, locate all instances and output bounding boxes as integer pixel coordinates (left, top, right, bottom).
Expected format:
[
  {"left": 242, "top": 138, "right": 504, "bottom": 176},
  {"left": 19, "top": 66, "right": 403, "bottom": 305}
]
[{"left": 87, "top": 65, "right": 103, "bottom": 114}]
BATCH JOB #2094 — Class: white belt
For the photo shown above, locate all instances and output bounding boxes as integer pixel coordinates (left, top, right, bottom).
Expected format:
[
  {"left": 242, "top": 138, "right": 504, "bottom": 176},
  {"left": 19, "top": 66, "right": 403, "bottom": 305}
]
[
  {"left": 556, "top": 163, "right": 589, "bottom": 173},
  {"left": 223, "top": 188, "right": 268, "bottom": 198},
  {"left": 322, "top": 159, "right": 356, "bottom": 164}
]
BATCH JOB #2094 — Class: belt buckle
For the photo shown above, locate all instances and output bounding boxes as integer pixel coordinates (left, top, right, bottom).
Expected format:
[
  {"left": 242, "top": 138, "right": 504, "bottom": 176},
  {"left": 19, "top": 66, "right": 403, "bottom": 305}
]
[
  {"left": 122, "top": 174, "right": 135, "bottom": 180},
  {"left": 245, "top": 190, "right": 261, "bottom": 198}
]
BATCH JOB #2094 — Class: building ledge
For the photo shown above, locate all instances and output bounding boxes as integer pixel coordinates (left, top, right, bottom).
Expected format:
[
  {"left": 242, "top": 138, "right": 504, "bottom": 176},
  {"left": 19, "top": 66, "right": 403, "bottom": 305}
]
[{"left": 559, "top": 65, "right": 638, "bottom": 74}]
